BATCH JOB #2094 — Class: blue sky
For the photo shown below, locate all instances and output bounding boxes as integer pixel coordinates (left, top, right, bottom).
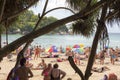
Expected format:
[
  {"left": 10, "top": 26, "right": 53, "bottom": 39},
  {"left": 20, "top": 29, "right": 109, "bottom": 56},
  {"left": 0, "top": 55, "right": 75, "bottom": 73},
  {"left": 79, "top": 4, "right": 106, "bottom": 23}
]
[{"left": 30, "top": 0, "right": 120, "bottom": 33}]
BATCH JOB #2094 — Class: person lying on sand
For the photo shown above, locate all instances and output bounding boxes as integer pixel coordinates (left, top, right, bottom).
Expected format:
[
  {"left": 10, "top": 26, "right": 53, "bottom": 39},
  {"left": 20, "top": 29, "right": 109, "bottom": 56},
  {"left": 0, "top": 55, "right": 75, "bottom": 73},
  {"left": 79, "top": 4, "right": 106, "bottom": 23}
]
[{"left": 92, "top": 66, "right": 110, "bottom": 73}]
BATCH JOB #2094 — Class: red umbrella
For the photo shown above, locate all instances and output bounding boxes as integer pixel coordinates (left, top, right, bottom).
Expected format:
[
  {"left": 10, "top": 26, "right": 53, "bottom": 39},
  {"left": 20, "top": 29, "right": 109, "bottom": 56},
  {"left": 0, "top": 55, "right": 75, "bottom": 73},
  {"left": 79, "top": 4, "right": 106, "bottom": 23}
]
[
  {"left": 48, "top": 48, "right": 53, "bottom": 52},
  {"left": 73, "top": 44, "right": 80, "bottom": 48},
  {"left": 66, "top": 46, "right": 71, "bottom": 51}
]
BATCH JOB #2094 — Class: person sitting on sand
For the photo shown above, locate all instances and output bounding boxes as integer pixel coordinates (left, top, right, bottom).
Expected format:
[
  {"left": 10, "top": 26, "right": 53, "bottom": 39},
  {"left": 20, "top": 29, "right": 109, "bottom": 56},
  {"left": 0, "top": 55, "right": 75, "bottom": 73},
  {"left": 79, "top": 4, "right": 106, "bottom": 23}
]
[
  {"left": 32, "top": 59, "right": 47, "bottom": 70},
  {"left": 37, "top": 59, "right": 47, "bottom": 69},
  {"left": 50, "top": 63, "right": 66, "bottom": 80},
  {"left": 25, "top": 60, "right": 33, "bottom": 68},
  {"left": 41, "top": 63, "right": 52, "bottom": 80},
  {"left": 14, "top": 58, "right": 33, "bottom": 80}
]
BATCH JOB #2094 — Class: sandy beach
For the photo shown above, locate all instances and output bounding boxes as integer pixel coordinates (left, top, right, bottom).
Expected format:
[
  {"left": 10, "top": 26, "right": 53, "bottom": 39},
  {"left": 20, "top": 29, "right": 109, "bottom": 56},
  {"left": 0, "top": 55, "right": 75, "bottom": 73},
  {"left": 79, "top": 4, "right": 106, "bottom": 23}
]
[{"left": 0, "top": 54, "right": 120, "bottom": 80}]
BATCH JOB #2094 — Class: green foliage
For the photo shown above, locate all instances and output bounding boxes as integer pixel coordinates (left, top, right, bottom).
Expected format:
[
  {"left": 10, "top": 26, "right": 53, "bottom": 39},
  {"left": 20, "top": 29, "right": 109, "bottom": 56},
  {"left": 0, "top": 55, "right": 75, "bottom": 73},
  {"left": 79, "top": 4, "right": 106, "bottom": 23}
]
[
  {"left": 40, "top": 16, "right": 68, "bottom": 34},
  {"left": 73, "top": 17, "right": 95, "bottom": 37},
  {"left": 39, "top": 16, "right": 57, "bottom": 28},
  {"left": 1, "top": 0, "right": 39, "bottom": 27},
  {"left": 9, "top": 10, "right": 68, "bottom": 34},
  {"left": 9, "top": 10, "right": 37, "bottom": 33}
]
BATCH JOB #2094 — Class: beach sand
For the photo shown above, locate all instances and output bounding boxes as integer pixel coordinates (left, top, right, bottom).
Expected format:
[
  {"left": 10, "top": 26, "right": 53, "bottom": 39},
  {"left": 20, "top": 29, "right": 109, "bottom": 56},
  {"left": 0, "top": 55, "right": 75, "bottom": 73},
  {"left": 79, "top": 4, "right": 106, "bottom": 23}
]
[{"left": 0, "top": 55, "right": 120, "bottom": 80}]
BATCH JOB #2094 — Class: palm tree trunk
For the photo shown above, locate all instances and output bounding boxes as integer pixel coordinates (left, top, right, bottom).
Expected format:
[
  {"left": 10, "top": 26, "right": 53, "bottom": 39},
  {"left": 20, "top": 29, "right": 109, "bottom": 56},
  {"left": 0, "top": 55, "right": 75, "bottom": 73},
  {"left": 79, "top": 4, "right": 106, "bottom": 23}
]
[
  {"left": 14, "top": 41, "right": 32, "bottom": 67},
  {"left": 85, "top": 2, "right": 108, "bottom": 79},
  {"left": 0, "top": 33, "right": 1, "bottom": 48},
  {"left": 85, "top": 25, "right": 102, "bottom": 80}
]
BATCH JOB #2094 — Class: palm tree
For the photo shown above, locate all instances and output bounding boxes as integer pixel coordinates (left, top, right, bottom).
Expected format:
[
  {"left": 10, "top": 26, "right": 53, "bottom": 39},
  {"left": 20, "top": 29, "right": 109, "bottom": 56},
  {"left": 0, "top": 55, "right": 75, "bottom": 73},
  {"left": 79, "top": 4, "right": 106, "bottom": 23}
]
[{"left": 66, "top": 0, "right": 120, "bottom": 80}]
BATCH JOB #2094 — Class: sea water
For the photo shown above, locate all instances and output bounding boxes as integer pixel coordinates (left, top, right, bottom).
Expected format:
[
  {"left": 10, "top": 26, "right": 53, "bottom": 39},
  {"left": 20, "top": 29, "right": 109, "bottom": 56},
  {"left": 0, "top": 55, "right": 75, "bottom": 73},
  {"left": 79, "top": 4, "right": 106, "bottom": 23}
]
[{"left": 1, "top": 33, "right": 120, "bottom": 52}]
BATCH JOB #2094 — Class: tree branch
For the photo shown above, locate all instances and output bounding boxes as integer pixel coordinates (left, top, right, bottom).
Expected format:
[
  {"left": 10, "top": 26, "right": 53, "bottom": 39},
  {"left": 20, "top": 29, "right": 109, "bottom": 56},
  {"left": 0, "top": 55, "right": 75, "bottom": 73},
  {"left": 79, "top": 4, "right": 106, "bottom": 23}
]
[
  {"left": 44, "top": 7, "right": 75, "bottom": 15},
  {"left": 0, "top": 0, "right": 6, "bottom": 22},
  {"left": 105, "top": 10, "right": 119, "bottom": 20},
  {"left": 68, "top": 56, "right": 85, "bottom": 80},
  {"left": 42, "top": 0, "right": 49, "bottom": 14}
]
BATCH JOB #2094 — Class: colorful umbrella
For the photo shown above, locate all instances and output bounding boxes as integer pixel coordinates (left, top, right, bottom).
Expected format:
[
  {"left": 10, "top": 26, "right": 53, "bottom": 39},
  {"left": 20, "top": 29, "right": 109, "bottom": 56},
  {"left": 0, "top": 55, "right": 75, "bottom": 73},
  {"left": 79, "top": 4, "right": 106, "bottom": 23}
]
[
  {"left": 80, "top": 43, "right": 84, "bottom": 47},
  {"left": 47, "top": 46, "right": 58, "bottom": 52},
  {"left": 73, "top": 44, "right": 80, "bottom": 48},
  {"left": 73, "top": 48, "right": 84, "bottom": 54},
  {"left": 66, "top": 46, "right": 71, "bottom": 51}
]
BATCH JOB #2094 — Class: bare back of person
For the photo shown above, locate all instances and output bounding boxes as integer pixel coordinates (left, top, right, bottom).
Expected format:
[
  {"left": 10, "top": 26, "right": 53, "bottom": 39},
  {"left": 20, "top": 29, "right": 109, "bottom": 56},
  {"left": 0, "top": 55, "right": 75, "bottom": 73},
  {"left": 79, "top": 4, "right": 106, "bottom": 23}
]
[
  {"left": 51, "top": 69, "right": 61, "bottom": 80},
  {"left": 15, "top": 66, "right": 33, "bottom": 80}
]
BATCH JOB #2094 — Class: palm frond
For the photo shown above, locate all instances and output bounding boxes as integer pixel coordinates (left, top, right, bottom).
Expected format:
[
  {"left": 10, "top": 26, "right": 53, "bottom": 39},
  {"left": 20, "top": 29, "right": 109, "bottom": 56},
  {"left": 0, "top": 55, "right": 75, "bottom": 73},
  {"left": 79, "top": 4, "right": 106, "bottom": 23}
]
[
  {"left": 72, "top": 18, "right": 95, "bottom": 37},
  {"left": 1, "top": 0, "right": 39, "bottom": 26},
  {"left": 99, "top": 24, "right": 109, "bottom": 50},
  {"left": 107, "top": 0, "right": 120, "bottom": 25},
  {"left": 66, "top": 0, "right": 87, "bottom": 11}
]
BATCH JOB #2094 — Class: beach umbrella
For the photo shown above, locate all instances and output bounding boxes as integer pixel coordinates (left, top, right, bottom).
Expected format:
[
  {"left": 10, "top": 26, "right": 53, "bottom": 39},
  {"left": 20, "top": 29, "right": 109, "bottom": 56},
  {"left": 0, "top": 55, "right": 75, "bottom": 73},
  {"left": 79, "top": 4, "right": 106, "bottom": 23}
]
[
  {"left": 80, "top": 43, "right": 84, "bottom": 47},
  {"left": 73, "top": 44, "right": 80, "bottom": 48},
  {"left": 47, "top": 45, "right": 58, "bottom": 53},
  {"left": 48, "top": 48, "right": 53, "bottom": 52},
  {"left": 66, "top": 46, "right": 71, "bottom": 51},
  {"left": 73, "top": 48, "right": 84, "bottom": 54},
  {"left": 79, "top": 48, "right": 84, "bottom": 53},
  {"left": 45, "top": 48, "right": 50, "bottom": 52},
  {"left": 74, "top": 48, "right": 81, "bottom": 53},
  {"left": 52, "top": 46, "right": 58, "bottom": 52}
]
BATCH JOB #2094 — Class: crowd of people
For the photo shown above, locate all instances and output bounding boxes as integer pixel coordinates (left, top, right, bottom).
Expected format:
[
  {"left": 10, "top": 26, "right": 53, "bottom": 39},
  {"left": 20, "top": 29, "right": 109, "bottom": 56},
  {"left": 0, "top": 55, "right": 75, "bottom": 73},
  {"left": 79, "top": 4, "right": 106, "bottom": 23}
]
[
  {"left": 6, "top": 44, "right": 120, "bottom": 80},
  {"left": 8, "top": 44, "right": 120, "bottom": 66},
  {"left": 7, "top": 57, "right": 67, "bottom": 80},
  {"left": 97, "top": 47, "right": 120, "bottom": 65}
]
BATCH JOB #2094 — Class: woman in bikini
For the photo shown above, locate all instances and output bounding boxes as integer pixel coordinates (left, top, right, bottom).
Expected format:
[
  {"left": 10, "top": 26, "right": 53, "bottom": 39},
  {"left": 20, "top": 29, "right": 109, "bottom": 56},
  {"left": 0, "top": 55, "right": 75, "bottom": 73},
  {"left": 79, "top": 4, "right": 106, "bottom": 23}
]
[{"left": 41, "top": 63, "right": 52, "bottom": 80}]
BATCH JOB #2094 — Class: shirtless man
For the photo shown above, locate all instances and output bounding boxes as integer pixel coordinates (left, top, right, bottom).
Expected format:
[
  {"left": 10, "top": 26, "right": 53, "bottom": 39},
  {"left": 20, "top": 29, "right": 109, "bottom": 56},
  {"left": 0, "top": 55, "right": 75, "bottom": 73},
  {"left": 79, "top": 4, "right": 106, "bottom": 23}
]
[{"left": 15, "top": 58, "right": 33, "bottom": 80}]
